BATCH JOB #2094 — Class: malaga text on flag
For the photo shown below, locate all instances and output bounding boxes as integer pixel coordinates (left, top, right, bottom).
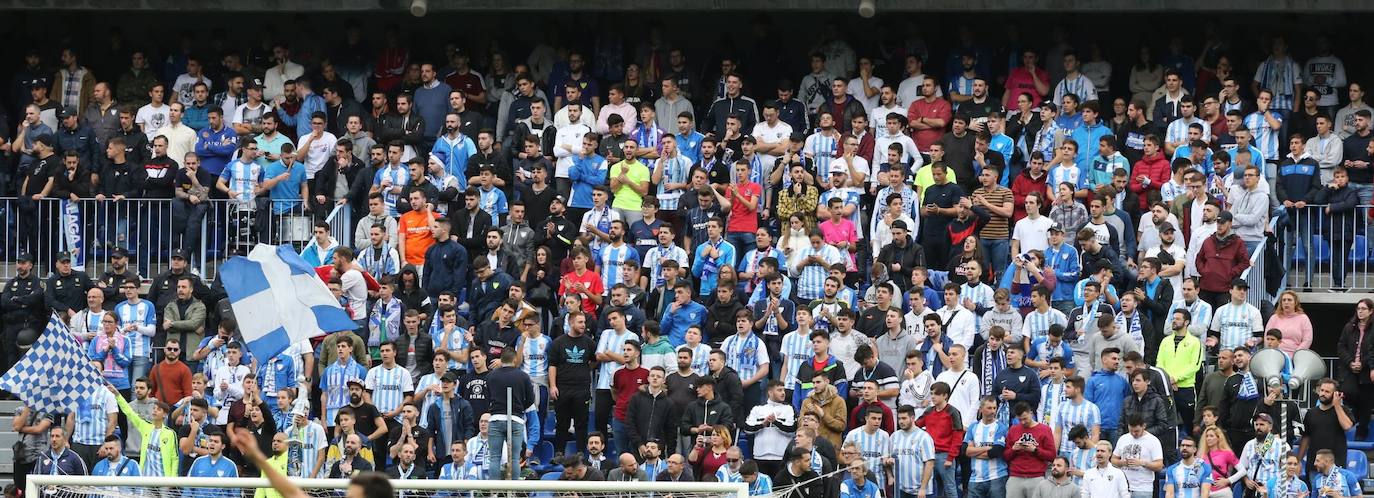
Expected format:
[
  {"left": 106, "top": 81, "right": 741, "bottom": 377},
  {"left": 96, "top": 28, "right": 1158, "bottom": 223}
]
[
  {"left": 0, "top": 315, "right": 106, "bottom": 414},
  {"left": 220, "top": 244, "right": 357, "bottom": 362}
]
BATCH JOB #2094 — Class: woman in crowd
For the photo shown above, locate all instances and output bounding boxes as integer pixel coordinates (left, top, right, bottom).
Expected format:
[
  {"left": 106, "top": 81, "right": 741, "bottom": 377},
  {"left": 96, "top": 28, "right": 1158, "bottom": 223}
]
[{"left": 1264, "top": 290, "right": 1312, "bottom": 355}]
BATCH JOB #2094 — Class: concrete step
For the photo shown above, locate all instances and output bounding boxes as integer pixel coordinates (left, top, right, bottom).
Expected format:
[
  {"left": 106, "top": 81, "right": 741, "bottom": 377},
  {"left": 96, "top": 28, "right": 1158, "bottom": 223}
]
[
  {"left": 0, "top": 400, "right": 21, "bottom": 416},
  {"left": 0, "top": 432, "right": 17, "bottom": 447}
]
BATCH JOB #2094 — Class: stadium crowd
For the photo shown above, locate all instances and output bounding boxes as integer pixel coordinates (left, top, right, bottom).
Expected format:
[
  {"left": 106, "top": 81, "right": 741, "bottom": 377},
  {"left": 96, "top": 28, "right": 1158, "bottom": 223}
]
[{"left": 3, "top": 17, "right": 1374, "bottom": 498}]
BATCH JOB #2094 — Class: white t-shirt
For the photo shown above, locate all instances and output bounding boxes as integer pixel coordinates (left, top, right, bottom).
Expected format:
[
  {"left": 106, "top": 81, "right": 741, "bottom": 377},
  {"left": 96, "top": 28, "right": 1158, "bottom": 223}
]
[
  {"left": 136, "top": 103, "right": 170, "bottom": 139},
  {"left": 340, "top": 269, "right": 368, "bottom": 319},
  {"left": 751, "top": 120, "right": 794, "bottom": 169},
  {"left": 1012, "top": 216, "right": 1053, "bottom": 255},
  {"left": 1145, "top": 242, "right": 1187, "bottom": 302},
  {"left": 299, "top": 131, "right": 339, "bottom": 180},
  {"left": 1136, "top": 213, "right": 1180, "bottom": 258},
  {"left": 848, "top": 77, "right": 884, "bottom": 112},
  {"left": 1113, "top": 431, "right": 1163, "bottom": 492}
]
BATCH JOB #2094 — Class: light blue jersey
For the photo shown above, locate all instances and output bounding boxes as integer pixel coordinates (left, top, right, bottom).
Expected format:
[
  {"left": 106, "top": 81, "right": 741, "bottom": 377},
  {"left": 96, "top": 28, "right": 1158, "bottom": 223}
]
[
  {"left": 1054, "top": 398, "right": 1101, "bottom": 454},
  {"left": 963, "top": 420, "right": 1008, "bottom": 483},
  {"left": 1165, "top": 459, "right": 1214, "bottom": 498},
  {"left": 721, "top": 332, "right": 769, "bottom": 382},
  {"left": 845, "top": 427, "right": 891, "bottom": 489},
  {"left": 780, "top": 330, "right": 813, "bottom": 390}
]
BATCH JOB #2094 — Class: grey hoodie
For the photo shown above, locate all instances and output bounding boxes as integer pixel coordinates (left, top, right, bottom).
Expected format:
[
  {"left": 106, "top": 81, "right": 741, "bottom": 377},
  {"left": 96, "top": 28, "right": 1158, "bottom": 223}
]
[{"left": 1085, "top": 328, "right": 1139, "bottom": 372}]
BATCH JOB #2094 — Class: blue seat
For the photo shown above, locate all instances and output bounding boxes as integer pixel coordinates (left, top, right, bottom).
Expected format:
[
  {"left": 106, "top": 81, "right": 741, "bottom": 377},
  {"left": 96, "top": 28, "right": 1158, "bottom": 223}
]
[
  {"left": 1313, "top": 235, "right": 1332, "bottom": 263},
  {"left": 540, "top": 471, "right": 563, "bottom": 480},
  {"left": 1347, "top": 450, "right": 1369, "bottom": 481},
  {"left": 531, "top": 441, "right": 558, "bottom": 474},
  {"left": 1352, "top": 236, "right": 1369, "bottom": 264}
]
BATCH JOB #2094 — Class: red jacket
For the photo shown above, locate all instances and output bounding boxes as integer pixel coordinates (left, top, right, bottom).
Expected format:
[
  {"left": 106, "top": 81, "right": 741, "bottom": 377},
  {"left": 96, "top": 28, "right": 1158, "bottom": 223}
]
[
  {"left": 1010, "top": 170, "right": 1049, "bottom": 224},
  {"left": 1129, "top": 152, "right": 1171, "bottom": 211},
  {"left": 1193, "top": 231, "right": 1251, "bottom": 293},
  {"left": 1003, "top": 421, "right": 1056, "bottom": 477},
  {"left": 915, "top": 404, "right": 964, "bottom": 462}
]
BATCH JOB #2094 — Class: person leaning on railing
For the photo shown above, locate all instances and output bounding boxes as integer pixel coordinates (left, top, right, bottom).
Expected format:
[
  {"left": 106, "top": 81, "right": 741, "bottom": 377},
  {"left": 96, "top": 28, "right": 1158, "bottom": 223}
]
[{"left": 1312, "top": 166, "right": 1362, "bottom": 291}]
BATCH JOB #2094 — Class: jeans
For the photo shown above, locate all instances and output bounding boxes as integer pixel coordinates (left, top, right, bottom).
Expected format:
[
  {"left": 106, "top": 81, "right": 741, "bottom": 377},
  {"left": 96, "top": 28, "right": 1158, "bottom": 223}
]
[
  {"left": 171, "top": 198, "right": 208, "bottom": 259},
  {"left": 968, "top": 476, "right": 1007, "bottom": 498},
  {"left": 1101, "top": 428, "right": 1119, "bottom": 447},
  {"left": 982, "top": 238, "right": 1010, "bottom": 277},
  {"left": 487, "top": 418, "right": 526, "bottom": 480},
  {"left": 128, "top": 356, "right": 151, "bottom": 386},
  {"left": 1283, "top": 207, "right": 1316, "bottom": 284},
  {"left": 1129, "top": 491, "right": 1152, "bottom": 498},
  {"left": 1351, "top": 182, "right": 1374, "bottom": 205},
  {"left": 932, "top": 453, "right": 959, "bottom": 498},
  {"left": 610, "top": 417, "right": 629, "bottom": 456},
  {"left": 727, "top": 231, "right": 757, "bottom": 258}
]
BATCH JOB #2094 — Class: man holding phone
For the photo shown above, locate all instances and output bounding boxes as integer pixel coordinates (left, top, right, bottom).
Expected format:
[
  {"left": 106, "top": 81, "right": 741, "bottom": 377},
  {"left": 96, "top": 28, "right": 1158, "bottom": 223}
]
[{"left": 1003, "top": 402, "right": 1055, "bottom": 498}]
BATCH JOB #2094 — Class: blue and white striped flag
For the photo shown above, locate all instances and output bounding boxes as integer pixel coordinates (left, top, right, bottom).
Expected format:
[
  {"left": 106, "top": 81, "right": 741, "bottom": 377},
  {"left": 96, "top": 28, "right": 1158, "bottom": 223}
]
[
  {"left": 220, "top": 244, "right": 356, "bottom": 362},
  {"left": 0, "top": 315, "right": 106, "bottom": 414}
]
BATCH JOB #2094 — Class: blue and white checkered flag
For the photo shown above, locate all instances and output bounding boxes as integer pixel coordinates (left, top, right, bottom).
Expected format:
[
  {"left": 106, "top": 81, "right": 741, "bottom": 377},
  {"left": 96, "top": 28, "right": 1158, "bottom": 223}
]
[
  {"left": 0, "top": 315, "right": 106, "bottom": 414},
  {"left": 220, "top": 244, "right": 357, "bottom": 363}
]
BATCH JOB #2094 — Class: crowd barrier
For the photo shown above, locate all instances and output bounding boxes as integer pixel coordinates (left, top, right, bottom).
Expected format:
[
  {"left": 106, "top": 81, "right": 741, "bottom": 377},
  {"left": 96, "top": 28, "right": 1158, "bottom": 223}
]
[{"left": 0, "top": 197, "right": 353, "bottom": 281}]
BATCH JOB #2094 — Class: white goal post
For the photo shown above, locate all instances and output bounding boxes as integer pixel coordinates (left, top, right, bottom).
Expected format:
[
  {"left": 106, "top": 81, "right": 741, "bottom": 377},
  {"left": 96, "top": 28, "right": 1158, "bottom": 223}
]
[{"left": 27, "top": 475, "right": 751, "bottom": 498}]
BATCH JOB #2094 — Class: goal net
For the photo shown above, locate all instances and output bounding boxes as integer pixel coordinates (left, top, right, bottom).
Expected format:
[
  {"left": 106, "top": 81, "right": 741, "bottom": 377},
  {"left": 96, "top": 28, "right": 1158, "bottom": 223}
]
[{"left": 27, "top": 475, "right": 751, "bottom": 498}]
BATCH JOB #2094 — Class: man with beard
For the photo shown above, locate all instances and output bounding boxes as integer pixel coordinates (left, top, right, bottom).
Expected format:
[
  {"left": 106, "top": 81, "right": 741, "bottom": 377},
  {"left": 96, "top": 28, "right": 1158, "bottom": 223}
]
[
  {"left": 328, "top": 433, "right": 374, "bottom": 478},
  {"left": 532, "top": 195, "right": 577, "bottom": 263},
  {"left": 1237, "top": 413, "right": 1288, "bottom": 498},
  {"left": 1220, "top": 346, "right": 1275, "bottom": 452},
  {"left": 1297, "top": 378, "right": 1354, "bottom": 479},
  {"left": 1033, "top": 456, "right": 1080, "bottom": 498}
]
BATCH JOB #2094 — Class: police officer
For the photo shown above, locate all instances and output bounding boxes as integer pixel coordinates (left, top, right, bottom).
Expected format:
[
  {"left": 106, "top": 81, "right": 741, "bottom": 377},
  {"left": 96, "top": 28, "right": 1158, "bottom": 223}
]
[
  {"left": 95, "top": 247, "right": 140, "bottom": 310},
  {"left": 1, "top": 252, "right": 45, "bottom": 372},
  {"left": 44, "top": 251, "right": 94, "bottom": 322},
  {"left": 147, "top": 248, "right": 207, "bottom": 312}
]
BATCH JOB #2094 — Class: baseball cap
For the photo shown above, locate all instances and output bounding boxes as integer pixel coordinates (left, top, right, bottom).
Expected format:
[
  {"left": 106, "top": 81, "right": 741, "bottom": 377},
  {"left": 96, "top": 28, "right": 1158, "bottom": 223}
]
[
  {"left": 551, "top": 194, "right": 567, "bottom": 205},
  {"left": 1159, "top": 222, "right": 1177, "bottom": 233},
  {"left": 1217, "top": 211, "right": 1234, "bottom": 223},
  {"left": 27, "top": 77, "right": 48, "bottom": 89},
  {"left": 247, "top": 78, "right": 264, "bottom": 90},
  {"left": 56, "top": 252, "right": 72, "bottom": 262},
  {"left": 111, "top": 247, "right": 130, "bottom": 259},
  {"left": 891, "top": 220, "right": 908, "bottom": 231},
  {"left": 16, "top": 252, "right": 33, "bottom": 263},
  {"left": 345, "top": 378, "right": 365, "bottom": 388},
  {"left": 171, "top": 248, "right": 191, "bottom": 260},
  {"left": 32, "top": 134, "right": 54, "bottom": 148},
  {"left": 1047, "top": 222, "right": 1065, "bottom": 233},
  {"left": 441, "top": 370, "right": 460, "bottom": 383},
  {"left": 1040, "top": 101, "right": 1058, "bottom": 113},
  {"left": 58, "top": 107, "right": 77, "bottom": 119},
  {"left": 829, "top": 163, "right": 849, "bottom": 175},
  {"left": 1252, "top": 412, "right": 1272, "bottom": 424}
]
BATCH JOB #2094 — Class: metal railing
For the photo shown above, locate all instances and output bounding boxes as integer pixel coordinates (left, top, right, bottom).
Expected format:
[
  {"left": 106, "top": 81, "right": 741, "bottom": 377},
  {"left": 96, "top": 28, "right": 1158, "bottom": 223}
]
[
  {"left": 0, "top": 197, "right": 352, "bottom": 282},
  {"left": 1277, "top": 203, "right": 1374, "bottom": 292}
]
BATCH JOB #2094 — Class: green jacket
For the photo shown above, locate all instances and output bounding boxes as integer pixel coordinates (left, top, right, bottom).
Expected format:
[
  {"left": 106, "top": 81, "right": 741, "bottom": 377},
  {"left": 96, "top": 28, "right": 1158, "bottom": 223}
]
[
  {"left": 116, "top": 394, "right": 180, "bottom": 477},
  {"left": 1156, "top": 331, "right": 1204, "bottom": 389}
]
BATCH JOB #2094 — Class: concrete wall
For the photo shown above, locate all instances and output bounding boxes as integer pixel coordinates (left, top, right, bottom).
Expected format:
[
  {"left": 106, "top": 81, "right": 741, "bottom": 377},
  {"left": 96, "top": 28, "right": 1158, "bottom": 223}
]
[{"left": 7, "top": 0, "right": 1374, "bottom": 11}]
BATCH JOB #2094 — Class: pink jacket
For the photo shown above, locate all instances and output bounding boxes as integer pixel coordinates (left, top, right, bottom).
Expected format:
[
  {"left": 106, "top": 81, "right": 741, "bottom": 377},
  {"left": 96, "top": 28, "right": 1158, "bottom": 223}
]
[{"left": 1265, "top": 312, "right": 1313, "bottom": 355}]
